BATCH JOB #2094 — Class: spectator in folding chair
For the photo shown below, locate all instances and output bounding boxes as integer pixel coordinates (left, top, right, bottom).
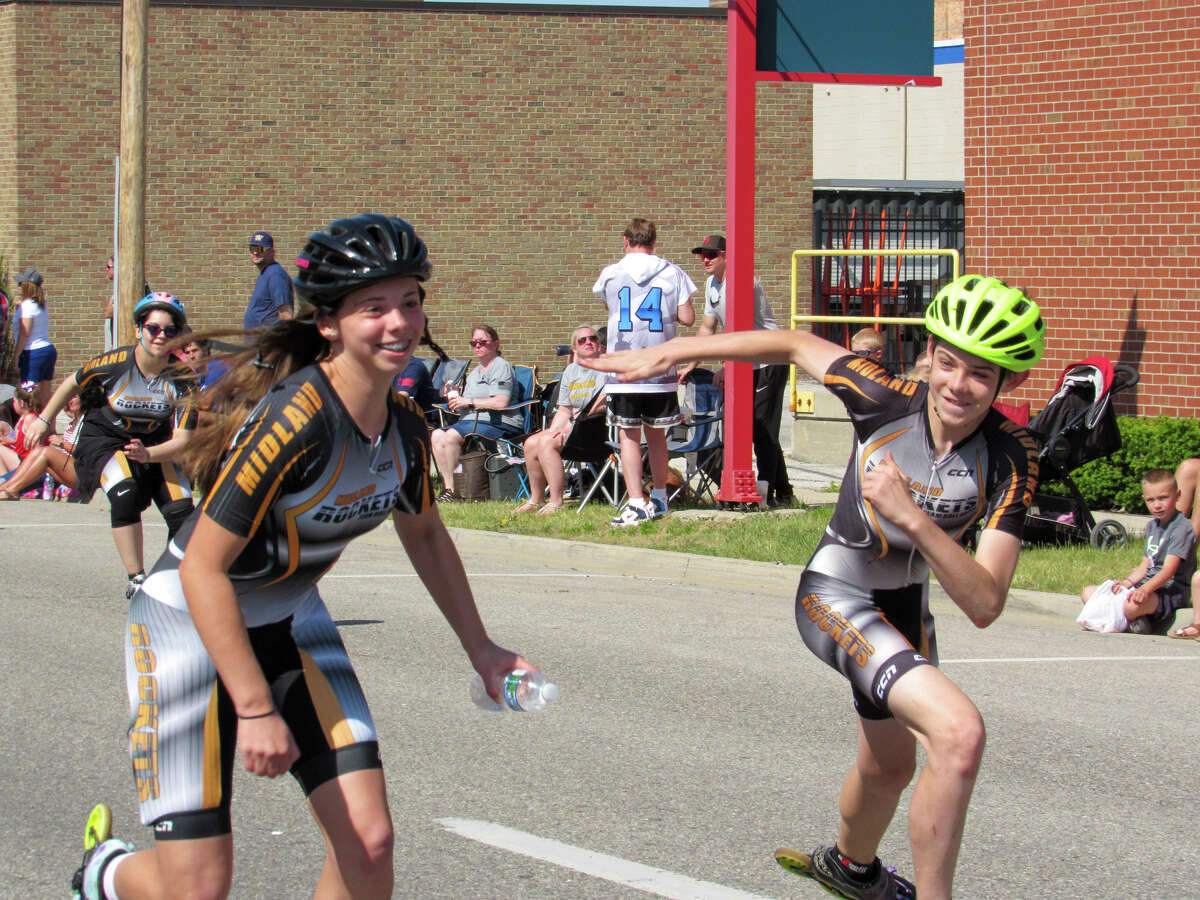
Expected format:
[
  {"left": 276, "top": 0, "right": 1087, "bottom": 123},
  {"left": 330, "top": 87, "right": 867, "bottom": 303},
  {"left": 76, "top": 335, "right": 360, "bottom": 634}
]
[
  {"left": 430, "top": 324, "right": 522, "bottom": 502},
  {"left": 513, "top": 325, "right": 609, "bottom": 516}
]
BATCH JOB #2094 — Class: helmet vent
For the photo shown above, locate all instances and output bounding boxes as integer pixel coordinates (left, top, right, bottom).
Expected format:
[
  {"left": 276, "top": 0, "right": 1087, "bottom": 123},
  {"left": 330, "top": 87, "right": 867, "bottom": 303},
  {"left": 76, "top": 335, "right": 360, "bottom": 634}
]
[{"left": 968, "top": 300, "right": 994, "bottom": 334}]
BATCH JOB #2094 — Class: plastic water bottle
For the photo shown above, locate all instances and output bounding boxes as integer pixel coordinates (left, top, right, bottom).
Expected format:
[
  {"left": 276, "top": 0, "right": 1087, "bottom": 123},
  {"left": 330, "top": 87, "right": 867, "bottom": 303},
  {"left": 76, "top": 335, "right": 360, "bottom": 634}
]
[{"left": 470, "top": 669, "right": 559, "bottom": 712}]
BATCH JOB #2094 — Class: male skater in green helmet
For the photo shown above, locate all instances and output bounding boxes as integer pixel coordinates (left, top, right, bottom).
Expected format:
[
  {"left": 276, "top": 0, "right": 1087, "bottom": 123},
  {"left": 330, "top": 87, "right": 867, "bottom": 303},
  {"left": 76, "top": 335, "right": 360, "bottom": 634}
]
[{"left": 585, "top": 274, "right": 1045, "bottom": 900}]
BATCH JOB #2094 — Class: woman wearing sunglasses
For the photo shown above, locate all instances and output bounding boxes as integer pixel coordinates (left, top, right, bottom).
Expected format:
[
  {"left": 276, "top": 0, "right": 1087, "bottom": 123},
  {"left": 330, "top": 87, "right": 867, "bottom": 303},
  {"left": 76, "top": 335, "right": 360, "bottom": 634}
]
[
  {"left": 512, "top": 325, "right": 608, "bottom": 515},
  {"left": 429, "top": 324, "right": 523, "bottom": 502},
  {"left": 27, "top": 292, "right": 196, "bottom": 599}
]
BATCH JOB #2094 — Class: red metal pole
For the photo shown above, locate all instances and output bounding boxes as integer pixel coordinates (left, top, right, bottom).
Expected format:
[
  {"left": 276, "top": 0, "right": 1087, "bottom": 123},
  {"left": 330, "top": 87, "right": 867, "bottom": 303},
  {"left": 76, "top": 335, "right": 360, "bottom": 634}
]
[{"left": 719, "top": 0, "right": 760, "bottom": 504}]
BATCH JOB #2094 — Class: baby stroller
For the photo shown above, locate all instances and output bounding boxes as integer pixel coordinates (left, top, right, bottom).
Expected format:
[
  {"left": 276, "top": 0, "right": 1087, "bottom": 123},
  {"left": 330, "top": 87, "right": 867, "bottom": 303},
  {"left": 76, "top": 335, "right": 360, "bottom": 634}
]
[{"left": 1023, "top": 355, "right": 1139, "bottom": 548}]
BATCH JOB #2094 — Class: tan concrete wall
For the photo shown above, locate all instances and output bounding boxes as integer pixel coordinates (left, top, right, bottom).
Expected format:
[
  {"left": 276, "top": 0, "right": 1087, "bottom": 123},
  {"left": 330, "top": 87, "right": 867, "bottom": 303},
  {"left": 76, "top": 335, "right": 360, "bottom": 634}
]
[{"left": 811, "top": 58, "right": 964, "bottom": 182}]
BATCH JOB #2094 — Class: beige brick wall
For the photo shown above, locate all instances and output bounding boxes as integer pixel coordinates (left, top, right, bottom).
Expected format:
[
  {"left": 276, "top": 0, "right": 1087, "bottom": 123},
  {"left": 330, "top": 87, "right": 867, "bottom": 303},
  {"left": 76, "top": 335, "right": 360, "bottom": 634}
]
[
  {"left": 0, "top": 3, "right": 14, "bottom": 294},
  {"left": 4, "top": 3, "right": 812, "bottom": 383},
  {"left": 935, "top": 0, "right": 964, "bottom": 41}
]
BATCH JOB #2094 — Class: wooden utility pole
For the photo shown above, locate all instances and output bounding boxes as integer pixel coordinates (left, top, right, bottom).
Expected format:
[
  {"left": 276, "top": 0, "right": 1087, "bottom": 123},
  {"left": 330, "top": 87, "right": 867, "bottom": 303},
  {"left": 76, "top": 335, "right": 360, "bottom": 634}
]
[{"left": 116, "top": 0, "right": 148, "bottom": 347}]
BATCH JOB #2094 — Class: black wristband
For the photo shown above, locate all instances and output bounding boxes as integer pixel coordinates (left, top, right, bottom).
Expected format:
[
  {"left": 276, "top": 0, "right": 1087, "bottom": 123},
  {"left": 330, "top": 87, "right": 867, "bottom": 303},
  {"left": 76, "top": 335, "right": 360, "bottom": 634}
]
[{"left": 237, "top": 708, "right": 277, "bottom": 720}]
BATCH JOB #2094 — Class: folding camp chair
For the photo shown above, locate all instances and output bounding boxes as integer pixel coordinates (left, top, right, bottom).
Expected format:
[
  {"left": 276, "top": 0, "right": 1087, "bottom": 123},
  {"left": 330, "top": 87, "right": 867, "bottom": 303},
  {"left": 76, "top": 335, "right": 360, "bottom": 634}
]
[
  {"left": 667, "top": 380, "right": 724, "bottom": 505},
  {"left": 426, "top": 357, "right": 470, "bottom": 425},
  {"left": 558, "top": 388, "right": 623, "bottom": 511}
]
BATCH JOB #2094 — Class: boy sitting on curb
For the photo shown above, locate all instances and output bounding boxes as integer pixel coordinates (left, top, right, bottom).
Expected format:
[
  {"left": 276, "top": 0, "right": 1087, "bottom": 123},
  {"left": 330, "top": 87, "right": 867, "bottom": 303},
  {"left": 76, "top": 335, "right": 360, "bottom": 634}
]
[{"left": 1081, "top": 468, "right": 1196, "bottom": 634}]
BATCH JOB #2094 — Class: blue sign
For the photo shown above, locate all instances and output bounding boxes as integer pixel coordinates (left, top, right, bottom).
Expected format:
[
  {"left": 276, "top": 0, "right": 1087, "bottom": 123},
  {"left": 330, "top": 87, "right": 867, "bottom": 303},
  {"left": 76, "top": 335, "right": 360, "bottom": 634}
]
[{"left": 756, "top": 0, "right": 934, "bottom": 77}]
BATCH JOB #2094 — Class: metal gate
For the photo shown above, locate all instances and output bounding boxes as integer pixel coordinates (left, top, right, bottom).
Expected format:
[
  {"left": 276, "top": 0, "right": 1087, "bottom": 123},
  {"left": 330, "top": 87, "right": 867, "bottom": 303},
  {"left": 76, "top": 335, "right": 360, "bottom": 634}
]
[{"left": 810, "top": 191, "right": 965, "bottom": 372}]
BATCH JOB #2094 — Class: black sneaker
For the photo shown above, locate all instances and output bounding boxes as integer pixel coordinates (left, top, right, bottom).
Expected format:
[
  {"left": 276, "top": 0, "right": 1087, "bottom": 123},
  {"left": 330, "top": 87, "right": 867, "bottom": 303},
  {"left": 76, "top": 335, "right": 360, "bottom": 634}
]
[
  {"left": 775, "top": 845, "right": 915, "bottom": 899},
  {"left": 436, "top": 488, "right": 463, "bottom": 503}
]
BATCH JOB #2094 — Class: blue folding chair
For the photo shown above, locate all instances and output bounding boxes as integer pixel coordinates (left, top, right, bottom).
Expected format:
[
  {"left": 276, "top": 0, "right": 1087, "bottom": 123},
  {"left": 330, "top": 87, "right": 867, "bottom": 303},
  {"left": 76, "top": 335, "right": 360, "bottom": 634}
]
[{"left": 667, "top": 380, "right": 724, "bottom": 505}]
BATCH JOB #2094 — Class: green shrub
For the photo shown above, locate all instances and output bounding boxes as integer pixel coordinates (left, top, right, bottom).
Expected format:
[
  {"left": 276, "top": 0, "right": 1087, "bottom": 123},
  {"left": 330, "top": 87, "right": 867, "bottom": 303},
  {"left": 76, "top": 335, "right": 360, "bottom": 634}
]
[{"left": 1051, "top": 415, "right": 1200, "bottom": 512}]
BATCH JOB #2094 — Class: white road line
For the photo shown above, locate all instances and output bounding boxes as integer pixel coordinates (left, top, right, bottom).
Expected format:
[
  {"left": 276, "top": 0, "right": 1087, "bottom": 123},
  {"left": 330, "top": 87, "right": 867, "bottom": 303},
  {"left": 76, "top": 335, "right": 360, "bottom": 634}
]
[
  {"left": 436, "top": 818, "right": 774, "bottom": 900},
  {"left": 325, "top": 572, "right": 620, "bottom": 579},
  {"left": 943, "top": 655, "right": 1200, "bottom": 664},
  {"left": 0, "top": 522, "right": 111, "bottom": 528}
]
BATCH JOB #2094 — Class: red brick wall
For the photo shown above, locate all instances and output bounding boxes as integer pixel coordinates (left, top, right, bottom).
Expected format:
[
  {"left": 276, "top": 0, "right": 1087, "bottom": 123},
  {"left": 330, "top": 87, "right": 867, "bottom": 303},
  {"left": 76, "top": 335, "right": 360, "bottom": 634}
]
[
  {"left": 964, "top": 0, "right": 1199, "bottom": 415},
  {"left": 2, "top": 3, "right": 811, "bottom": 383}
]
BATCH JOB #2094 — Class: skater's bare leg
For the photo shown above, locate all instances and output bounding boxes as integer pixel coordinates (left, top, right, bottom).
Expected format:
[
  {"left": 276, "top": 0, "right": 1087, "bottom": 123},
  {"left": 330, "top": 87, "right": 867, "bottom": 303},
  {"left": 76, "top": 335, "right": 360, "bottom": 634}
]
[
  {"left": 836, "top": 715, "right": 918, "bottom": 865},
  {"left": 885, "top": 665, "right": 986, "bottom": 900}
]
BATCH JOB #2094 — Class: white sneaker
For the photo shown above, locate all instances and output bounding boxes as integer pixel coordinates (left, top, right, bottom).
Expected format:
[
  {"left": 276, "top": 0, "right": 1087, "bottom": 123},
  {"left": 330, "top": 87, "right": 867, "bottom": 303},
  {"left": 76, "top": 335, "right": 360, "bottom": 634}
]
[
  {"left": 73, "top": 838, "right": 133, "bottom": 900},
  {"left": 649, "top": 496, "right": 669, "bottom": 518},
  {"left": 124, "top": 573, "right": 146, "bottom": 600},
  {"left": 611, "top": 500, "right": 653, "bottom": 527}
]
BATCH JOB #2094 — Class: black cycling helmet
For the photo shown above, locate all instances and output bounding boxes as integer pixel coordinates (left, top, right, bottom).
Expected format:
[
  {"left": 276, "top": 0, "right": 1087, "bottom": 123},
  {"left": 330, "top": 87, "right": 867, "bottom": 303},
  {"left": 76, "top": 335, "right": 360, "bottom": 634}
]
[
  {"left": 133, "top": 291, "right": 187, "bottom": 330},
  {"left": 293, "top": 214, "right": 431, "bottom": 316}
]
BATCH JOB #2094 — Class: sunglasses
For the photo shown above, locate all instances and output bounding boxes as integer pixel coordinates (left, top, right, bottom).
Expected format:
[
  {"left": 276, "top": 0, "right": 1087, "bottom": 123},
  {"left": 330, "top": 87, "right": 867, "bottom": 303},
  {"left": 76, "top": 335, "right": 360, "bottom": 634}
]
[
  {"left": 249, "top": 245, "right": 267, "bottom": 253},
  {"left": 576, "top": 335, "right": 600, "bottom": 345},
  {"left": 141, "top": 323, "right": 179, "bottom": 339},
  {"left": 470, "top": 339, "right": 494, "bottom": 347},
  {"left": 698, "top": 251, "right": 720, "bottom": 260}
]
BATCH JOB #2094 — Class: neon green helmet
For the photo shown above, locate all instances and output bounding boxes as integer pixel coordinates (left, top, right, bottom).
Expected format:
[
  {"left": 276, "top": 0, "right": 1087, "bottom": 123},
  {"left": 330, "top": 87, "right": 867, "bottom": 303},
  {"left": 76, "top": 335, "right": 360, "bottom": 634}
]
[{"left": 925, "top": 274, "right": 1045, "bottom": 373}]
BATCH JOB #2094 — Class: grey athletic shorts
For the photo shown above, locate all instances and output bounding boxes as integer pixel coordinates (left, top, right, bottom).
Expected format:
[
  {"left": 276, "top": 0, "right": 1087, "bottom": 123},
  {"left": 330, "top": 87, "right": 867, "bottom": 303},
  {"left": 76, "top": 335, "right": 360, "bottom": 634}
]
[
  {"left": 794, "top": 570, "right": 938, "bottom": 719},
  {"left": 125, "top": 587, "right": 380, "bottom": 839}
]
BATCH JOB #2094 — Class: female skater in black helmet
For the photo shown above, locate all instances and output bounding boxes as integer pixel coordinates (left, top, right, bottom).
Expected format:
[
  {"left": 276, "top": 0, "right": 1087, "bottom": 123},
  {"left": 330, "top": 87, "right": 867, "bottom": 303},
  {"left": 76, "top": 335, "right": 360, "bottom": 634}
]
[{"left": 71, "top": 215, "right": 538, "bottom": 900}]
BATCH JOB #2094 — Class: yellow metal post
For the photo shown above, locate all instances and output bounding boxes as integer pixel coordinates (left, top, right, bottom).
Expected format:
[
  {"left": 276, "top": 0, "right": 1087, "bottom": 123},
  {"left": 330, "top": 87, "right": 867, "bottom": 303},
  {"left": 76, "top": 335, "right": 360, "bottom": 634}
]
[{"left": 787, "top": 248, "right": 960, "bottom": 410}]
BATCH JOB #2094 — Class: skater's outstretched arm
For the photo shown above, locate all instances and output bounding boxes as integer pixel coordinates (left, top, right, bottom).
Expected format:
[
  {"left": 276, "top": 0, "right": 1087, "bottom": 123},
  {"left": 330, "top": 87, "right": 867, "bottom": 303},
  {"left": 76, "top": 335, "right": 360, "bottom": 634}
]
[{"left": 582, "top": 328, "right": 846, "bottom": 384}]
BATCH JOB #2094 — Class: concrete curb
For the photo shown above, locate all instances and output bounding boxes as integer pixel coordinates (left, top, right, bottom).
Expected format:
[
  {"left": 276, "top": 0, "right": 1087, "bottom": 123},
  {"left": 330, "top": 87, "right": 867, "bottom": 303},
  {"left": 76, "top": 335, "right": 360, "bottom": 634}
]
[
  {"left": 434, "top": 526, "right": 1091, "bottom": 616},
  {"left": 444, "top": 525, "right": 808, "bottom": 597}
]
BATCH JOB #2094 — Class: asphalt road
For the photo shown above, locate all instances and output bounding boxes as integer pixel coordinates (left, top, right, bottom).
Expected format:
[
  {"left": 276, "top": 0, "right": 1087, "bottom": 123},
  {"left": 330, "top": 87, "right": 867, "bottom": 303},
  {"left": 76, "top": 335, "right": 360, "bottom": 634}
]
[{"left": 2, "top": 500, "right": 1196, "bottom": 899}]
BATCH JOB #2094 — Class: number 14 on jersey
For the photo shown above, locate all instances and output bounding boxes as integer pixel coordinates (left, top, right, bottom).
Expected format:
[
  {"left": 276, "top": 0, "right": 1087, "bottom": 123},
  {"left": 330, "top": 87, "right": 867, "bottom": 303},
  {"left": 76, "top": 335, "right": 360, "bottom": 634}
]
[{"left": 617, "top": 286, "right": 664, "bottom": 333}]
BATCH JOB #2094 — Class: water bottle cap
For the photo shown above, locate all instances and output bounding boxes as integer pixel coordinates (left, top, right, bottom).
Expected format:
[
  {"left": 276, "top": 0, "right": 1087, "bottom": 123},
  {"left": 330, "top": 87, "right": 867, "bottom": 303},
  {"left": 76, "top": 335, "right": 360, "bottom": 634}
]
[{"left": 542, "top": 682, "right": 559, "bottom": 703}]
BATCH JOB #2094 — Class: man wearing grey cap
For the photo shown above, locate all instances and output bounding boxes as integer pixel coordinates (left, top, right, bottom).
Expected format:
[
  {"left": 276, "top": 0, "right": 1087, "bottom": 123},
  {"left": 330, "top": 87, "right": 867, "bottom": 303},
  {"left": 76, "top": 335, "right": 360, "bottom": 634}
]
[
  {"left": 683, "top": 234, "right": 794, "bottom": 507},
  {"left": 244, "top": 230, "right": 293, "bottom": 331}
]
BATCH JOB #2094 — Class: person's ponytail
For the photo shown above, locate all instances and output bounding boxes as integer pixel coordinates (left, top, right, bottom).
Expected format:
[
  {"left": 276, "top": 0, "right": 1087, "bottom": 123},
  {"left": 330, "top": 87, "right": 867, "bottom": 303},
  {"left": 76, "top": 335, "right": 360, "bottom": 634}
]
[{"left": 176, "top": 321, "right": 329, "bottom": 493}]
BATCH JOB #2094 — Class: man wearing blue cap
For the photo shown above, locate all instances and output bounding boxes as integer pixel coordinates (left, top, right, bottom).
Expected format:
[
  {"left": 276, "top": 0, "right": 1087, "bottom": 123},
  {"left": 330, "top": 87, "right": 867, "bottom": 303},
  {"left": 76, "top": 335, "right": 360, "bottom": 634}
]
[{"left": 244, "top": 230, "right": 293, "bottom": 330}]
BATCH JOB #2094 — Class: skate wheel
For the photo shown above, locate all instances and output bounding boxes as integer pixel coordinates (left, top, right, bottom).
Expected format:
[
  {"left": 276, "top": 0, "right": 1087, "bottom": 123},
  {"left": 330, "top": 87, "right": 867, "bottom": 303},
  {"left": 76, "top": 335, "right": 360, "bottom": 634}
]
[{"left": 83, "top": 803, "right": 112, "bottom": 851}]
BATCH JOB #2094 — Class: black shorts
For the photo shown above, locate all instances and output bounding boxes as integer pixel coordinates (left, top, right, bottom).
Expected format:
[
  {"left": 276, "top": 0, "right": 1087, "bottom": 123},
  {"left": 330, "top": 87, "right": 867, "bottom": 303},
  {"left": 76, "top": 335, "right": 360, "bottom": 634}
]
[
  {"left": 606, "top": 392, "right": 681, "bottom": 429},
  {"left": 1143, "top": 578, "right": 1189, "bottom": 626},
  {"left": 795, "top": 571, "right": 937, "bottom": 720}
]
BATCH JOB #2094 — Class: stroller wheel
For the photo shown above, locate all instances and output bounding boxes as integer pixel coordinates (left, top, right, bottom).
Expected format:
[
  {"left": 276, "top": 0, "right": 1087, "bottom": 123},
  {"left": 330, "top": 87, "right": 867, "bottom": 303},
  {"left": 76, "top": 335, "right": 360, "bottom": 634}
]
[{"left": 1090, "top": 518, "right": 1128, "bottom": 549}]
